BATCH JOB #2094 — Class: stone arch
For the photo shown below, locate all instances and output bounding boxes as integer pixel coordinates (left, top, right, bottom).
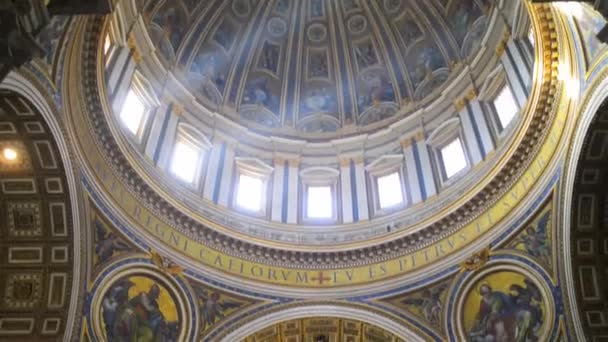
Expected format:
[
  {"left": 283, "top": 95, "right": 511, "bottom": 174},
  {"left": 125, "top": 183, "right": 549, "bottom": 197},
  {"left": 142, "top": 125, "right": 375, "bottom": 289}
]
[
  {"left": 561, "top": 73, "right": 608, "bottom": 341},
  {"left": 0, "top": 71, "right": 84, "bottom": 341},
  {"left": 221, "top": 304, "right": 426, "bottom": 341}
]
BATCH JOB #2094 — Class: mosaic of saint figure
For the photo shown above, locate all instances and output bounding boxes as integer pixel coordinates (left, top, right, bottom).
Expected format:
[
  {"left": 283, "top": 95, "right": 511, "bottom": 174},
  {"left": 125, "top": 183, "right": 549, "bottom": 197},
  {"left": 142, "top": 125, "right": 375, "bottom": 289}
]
[
  {"left": 467, "top": 275, "right": 543, "bottom": 342},
  {"left": 242, "top": 76, "right": 280, "bottom": 113},
  {"left": 356, "top": 70, "right": 396, "bottom": 116},
  {"left": 519, "top": 212, "right": 550, "bottom": 259},
  {"left": 400, "top": 282, "right": 448, "bottom": 326},
  {"left": 304, "top": 88, "right": 334, "bottom": 112},
  {"left": 195, "top": 287, "right": 242, "bottom": 332},
  {"left": 449, "top": 0, "right": 484, "bottom": 44},
  {"left": 102, "top": 277, "right": 180, "bottom": 341},
  {"left": 94, "top": 219, "right": 130, "bottom": 264}
]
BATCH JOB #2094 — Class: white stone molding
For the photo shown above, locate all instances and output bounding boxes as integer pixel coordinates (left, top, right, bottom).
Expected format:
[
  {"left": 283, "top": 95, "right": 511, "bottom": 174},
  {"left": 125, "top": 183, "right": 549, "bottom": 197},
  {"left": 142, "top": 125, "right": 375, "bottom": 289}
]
[
  {"left": 220, "top": 304, "right": 426, "bottom": 342},
  {"left": 1, "top": 71, "right": 85, "bottom": 342},
  {"left": 559, "top": 71, "right": 608, "bottom": 342}
]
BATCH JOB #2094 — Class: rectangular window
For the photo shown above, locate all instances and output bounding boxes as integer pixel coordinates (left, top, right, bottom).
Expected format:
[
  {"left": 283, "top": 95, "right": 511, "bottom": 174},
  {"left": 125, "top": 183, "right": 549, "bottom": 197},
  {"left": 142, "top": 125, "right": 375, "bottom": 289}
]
[
  {"left": 170, "top": 139, "right": 201, "bottom": 184},
  {"left": 307, "top": 186, "right": 332, "bottom": 219},
  {"left": 441, "top": 138, "right": 467, "bottom": 179},
  {"left": 104, "top": 34, "right": 112, "bottom": 55},
  {"left": 494, "top": 85, "right": 519, "bottom": 130},
  {"left": 236, "top": 174, "right": 264, "bottom": 212},
  {"left": 119, "top": 89, "right": 147, "bottom": 136},
  {"left": 528, "top": 28, "right": 535, "bottom": 48},
  {"left": 377, "top": 172, "right": 403, "bottom": 209}
]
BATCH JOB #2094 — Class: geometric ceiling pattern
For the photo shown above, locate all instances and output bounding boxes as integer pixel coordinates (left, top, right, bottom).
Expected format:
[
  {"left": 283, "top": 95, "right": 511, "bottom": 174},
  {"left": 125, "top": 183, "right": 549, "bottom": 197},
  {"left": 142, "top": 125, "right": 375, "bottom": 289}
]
[
  {"left": 5, "top": 0, "right": 608, "bottom": 340},
  {"left": 570, "top": 100, "right": 608, "bottom": 341},
  {"left": 0, "top": 91, "right": 74, "bottom": 340},
  {"left": 243, "top": 317, "right": 404, "bottom": 341},
  {"left": 142, "top": 0, "right": 492, "bottom": 136}
]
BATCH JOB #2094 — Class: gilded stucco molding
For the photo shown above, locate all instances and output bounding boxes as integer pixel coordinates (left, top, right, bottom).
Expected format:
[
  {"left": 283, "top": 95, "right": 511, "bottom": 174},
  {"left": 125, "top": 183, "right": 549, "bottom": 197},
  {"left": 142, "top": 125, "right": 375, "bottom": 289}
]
[
  {"left": 557, "top": 54, "right": 608, "bottom": 342},
  {"left": 214, "top": 302, "right": 429, "bottom": 342},
  {"left": 70, "top": 5, "right": 560, "bottom": 269}
]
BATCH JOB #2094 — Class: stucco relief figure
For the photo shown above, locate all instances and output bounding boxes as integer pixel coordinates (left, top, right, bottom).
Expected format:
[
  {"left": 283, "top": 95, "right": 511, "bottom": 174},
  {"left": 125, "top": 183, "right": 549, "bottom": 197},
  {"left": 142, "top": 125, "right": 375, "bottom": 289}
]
[
  {"left": 468, "top": 278, "right": 543, "bottom": 342},
  {"left": 102, "top": 277, "right": 180, "bottom": 341}
]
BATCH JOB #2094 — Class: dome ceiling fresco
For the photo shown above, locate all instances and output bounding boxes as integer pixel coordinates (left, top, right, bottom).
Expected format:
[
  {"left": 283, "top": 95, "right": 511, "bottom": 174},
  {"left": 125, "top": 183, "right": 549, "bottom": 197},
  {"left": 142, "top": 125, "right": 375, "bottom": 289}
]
[{"left": 141, "top": 0, "right": 493, "bottom": 137}]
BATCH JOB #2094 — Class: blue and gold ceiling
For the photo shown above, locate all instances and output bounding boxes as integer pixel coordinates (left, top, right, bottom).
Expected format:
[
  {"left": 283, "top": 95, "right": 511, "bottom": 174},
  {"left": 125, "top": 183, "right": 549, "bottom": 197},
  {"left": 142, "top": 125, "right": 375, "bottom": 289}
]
[{"left": 141, "top": 0, "right": 492, "bottom": 136}]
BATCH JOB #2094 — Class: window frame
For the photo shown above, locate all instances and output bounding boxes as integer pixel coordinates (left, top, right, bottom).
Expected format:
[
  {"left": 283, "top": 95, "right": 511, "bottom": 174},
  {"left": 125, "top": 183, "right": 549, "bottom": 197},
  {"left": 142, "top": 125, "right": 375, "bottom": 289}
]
[
  {"left": 492, "top": 83, "right": 520, "bottom": 133},
  {"left": 232, "top": 158, "right": 273, "bottom": 217},
  {"left": 477, "top": 66, "right": 521, "bottom": 145},
  {"left": 118, "top": 87, "right": 149, "bottom": 141},
  {"left": 305, "top": 185, "right": 335, "bottom": 220},
  {"left": 438, "top": 137, "right": 469, "bottom": 181},
  {"left": 168, "top": 124, "right": 211, "bottom": 188},
  {"left": 116, "top": 73, "right": 159, "bottom": 145},
  {"left": 365, "top": 154, "right": 407, "bottom": 216},
  {"left": 376, "top": 171, "right": 405, "bottom": 210},
  {"left": 299, "top": 167, "right": 340, "bottom": 224},
  {"left": 426, "top": 118, "right": 471, "bottom": 187},
  {"left": 104, "top": 33, "right": 113, "bottom": 57}
]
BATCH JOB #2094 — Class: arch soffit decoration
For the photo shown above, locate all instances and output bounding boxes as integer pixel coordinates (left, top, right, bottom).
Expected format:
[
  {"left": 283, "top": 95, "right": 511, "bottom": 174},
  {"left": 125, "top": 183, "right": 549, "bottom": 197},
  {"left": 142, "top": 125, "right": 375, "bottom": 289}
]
[
  {"left": 221, "top": 304, "right": 426, "bottom": 342},
  {"left": 0, "top": 70, "right": 85, "bottom": 342},
  {"left": 558, "top": 62, "right": 608, "bottom": 342}
]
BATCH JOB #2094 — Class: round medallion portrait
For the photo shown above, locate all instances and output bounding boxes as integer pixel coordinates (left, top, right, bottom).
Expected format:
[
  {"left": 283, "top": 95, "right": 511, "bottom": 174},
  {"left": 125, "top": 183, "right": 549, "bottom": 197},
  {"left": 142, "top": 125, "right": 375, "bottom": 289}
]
[
  {"left": 454, "top": 264, "right": 554, "bottom": 342},
  {"left": 91, "top": 266, "right": 192, "bottom": 341}
]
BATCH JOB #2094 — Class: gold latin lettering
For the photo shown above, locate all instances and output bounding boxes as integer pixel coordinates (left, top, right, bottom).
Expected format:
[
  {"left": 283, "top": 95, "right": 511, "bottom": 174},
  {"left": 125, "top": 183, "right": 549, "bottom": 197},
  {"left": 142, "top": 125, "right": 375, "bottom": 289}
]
[{"left": 296, "top": 272, "right": 309, "bottom": 283}]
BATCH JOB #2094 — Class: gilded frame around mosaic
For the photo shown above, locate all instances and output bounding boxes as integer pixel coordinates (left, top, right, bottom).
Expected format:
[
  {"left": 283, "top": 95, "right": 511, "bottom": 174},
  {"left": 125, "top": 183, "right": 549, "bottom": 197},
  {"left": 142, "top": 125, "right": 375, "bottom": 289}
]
[{"left": 89, "top": 261, "right": 195, "bottom": 341}]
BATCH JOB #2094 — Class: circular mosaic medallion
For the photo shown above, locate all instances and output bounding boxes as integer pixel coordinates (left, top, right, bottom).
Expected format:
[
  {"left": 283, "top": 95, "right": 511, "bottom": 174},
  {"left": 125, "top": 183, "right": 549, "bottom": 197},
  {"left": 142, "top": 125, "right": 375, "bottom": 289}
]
[
  {"left": 91, "top": 266, "right": 193, "bottom": 341},
  {"left": 452, "top": 262, "right": 555, "bottom": 342}
]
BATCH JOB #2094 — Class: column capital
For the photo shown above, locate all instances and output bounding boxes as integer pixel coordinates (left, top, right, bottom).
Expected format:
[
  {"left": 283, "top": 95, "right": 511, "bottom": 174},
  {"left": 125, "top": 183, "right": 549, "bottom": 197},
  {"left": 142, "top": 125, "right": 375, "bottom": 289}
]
[
  {"left": 273, "top": 156, "right": 285, "bottom": 165},
  {"left": 287, "top": 159, "right": 299, "bottom": 168}
]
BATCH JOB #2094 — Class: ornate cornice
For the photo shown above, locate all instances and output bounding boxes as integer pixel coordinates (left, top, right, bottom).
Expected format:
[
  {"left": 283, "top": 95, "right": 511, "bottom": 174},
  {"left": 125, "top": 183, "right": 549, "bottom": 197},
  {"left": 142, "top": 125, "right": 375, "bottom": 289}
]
[{"left": 74, "top": 4, "right": 560, "bottom": 269}]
